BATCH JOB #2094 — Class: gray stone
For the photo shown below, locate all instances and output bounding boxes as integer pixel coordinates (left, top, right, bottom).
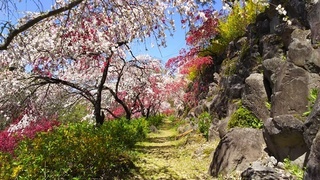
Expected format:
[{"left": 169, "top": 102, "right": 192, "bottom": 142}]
[
  {"left": 287, "top": 29, "right": 320, "bottom": 73},
  {"left": 206, "top": 82, "right": 219, "bottom": 98},
  {"left": 263, "top": 115, "right": 308, "bottom": 161},
  {"left": 242, "top": 73, "right": 270, "bottom": 122},
  {"left": 271, "top": 62, "right": 309, "bottom": 117},
  {"left": 241, "top": 162, "right": 294, "bottom": 180},
  {"left": 193, "top": 103, "right": 208, "bottom": 118},
  {"left": 292, "top": 152, "right": 307, "bottom": 169},
  {"left": 308, "top": 73, "right": 320, "bottom": 90},
  {"left": 262, "top": 57, "right": 285, "bottom": 91},
  {"left": 177, "top": 123, "right": 193, "bottom": 134},
  {"left": 259, "top": 34, "right": 283, "bottom": 59},
  {"left": 209, "top": 128, "right": 267, "bottom": 177},
  {"left": 217, "top": 118, "right": 229, "bottom": 139},
  {"left": 304, "top": 129, "right": 320, "bottom": 180},
  {"left": 267, "top": 156, "right": 278, "bottom": 168},
  {"left": 221, "top": 75, "right": 245, "bottom": 99},
  {"left": 241, "top": 167, "right": 280, "bottom": 180},
  {"left": 290, "top": 29, "right": 311, "bottom": 42},
  {"left": 308, "top": 49, "right": 320, "bottom": 72},
  {"left": 307, "top": 2, "right": 320, "bottom": 43},
  {"left": 149, "top": 125, "right": 158, "bottom": 133},
  {"left": 208, "top": 118, "right": 220, "bottom": 142},
  {"left": 288, "top": 36, "right": 313, "bottom": 67}
]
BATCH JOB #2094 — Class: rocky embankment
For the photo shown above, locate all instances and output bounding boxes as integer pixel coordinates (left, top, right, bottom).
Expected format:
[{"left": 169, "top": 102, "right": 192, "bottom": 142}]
[{"left": 184, "top": 0, "right": 320, "bottom": 179}]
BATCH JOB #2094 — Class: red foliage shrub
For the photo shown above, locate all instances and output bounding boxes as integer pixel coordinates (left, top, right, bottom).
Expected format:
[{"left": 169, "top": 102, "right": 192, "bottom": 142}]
[{"left": 0, "top": 113, "right": 60, "bottom": 154}]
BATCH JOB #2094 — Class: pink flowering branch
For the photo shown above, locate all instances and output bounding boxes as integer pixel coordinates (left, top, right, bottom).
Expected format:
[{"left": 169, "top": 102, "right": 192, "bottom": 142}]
[{"left": 0, "top": 0, "right": 84, "bottom": 50}]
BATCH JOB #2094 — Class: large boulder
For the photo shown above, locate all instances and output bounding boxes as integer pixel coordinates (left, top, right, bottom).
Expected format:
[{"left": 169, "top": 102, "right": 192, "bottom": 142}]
[
  {"left": 304, "top": 129, "right": 320, "bottom": 179},
  {"left": 287, "top": 29, "right": 320, "bottom": 73},
  {"left": 271, "top": 62, "right": 309, "bottom": 117},
  {"left": 242, "top": 73, "right": 270, "bottom": 122},
  {"left": 263, "top": 115, "right": 307, "bottom": 162},
  {"left": 304, "top": 92, "right": 320, "bottom": 148},
  {"left": 209, "top": 128, "right": 267, "bottom": 177}
]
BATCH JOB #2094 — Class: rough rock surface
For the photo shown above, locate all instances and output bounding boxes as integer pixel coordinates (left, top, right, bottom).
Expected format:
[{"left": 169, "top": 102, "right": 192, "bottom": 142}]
[
  {"left": 208, "top": 128, "right": 267, "bottom": 177},
  {"left": 242, "top": 73, "right": 270, "bottom": 122},
  {"left": 260, "top": 34, "right": 284, "bottom": 59},
  {"left": 241, "top": 160, "right": 293, "bottom": 180},
  {"left": 207, "top": 118, "right": 220, "bottom": 142},
  {"left": 304, "top": 129, "right": 320, "bottom": 179},
  {"left": 307, "top": 1, "right": 320, "bottom": 43},
  {"left": 271, "top": 62, "right": 309, "bottom": 117},
  {"left": 262, "top": 57, "right": 285, "bottom": 91},
  {"left": 263, "top": 115, "right": 307, "bottom": 162},
  {"left": 288, "top": 29, "right": 320, "bottom": 73}
]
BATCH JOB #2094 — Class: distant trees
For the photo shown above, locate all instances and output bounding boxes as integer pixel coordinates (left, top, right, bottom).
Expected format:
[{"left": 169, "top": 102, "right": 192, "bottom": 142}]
[{"left": 0, "top": 0, "right": 215, "bottom": 125}]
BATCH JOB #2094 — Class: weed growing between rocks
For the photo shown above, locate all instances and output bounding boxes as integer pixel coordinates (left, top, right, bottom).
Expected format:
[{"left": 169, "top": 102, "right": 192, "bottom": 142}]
[
  {"left": 283, "top": 158, "right": 304, "bottom": 180},
  {"left": 198, "top": 112, "right": 212, "bottom": 140},
  {"left": 303, "top": 88, "right": 319, "bottom": 117},
  {"left": 228, "top": 105, "right": 263, "bottom": 129}
]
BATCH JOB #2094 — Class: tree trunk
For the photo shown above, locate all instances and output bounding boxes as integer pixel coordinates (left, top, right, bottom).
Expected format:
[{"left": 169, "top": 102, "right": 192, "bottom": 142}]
[{"left": 94, "top": 104, "right": 105, "bottom": 126}]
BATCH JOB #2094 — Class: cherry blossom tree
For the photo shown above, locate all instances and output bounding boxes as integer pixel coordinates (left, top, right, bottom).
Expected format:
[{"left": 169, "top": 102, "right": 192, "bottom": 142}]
[
  {"left": 0, "top": 0, "right": 215, "bottom": 125},
  {"left": 165, "top": 8, "right": 219, "bottom": 109}
]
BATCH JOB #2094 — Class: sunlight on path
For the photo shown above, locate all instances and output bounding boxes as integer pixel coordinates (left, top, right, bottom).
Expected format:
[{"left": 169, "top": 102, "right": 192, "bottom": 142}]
[{"left": 132, "top": 119, "right": 219, "bottom": 180}]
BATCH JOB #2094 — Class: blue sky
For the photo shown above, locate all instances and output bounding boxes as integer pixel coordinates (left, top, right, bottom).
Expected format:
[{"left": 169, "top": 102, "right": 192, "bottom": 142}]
[{"left": 0, "top": 1, "right": 222, "bottom": 64}]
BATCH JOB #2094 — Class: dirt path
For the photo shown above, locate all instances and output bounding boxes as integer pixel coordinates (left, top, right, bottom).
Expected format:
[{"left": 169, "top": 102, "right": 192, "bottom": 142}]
[{"left": 132, "top": 119, "right": 218, "bottom": 180}]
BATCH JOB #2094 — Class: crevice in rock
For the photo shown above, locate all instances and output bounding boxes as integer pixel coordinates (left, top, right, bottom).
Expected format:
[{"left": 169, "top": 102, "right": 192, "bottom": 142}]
[{"left": 263, "top": 77, "right": 272, "bottom": 103}]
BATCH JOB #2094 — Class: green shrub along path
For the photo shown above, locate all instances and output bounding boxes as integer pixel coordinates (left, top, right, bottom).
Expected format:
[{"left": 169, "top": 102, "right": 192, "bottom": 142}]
[{"left": 131, "top": 118, "right": 218, "bottom": 180}]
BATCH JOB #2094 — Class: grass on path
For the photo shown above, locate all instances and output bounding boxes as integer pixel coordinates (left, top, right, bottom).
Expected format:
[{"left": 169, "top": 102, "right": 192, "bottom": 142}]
[{"left": 131, "top": 118, "right": 219, "bottom": 180}]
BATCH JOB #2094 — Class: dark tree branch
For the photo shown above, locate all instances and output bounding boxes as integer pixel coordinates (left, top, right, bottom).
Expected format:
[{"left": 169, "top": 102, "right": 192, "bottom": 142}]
[
  {"left": 102, "top": 108, "right": 118, "bottom": 119},
  {"left": 103, "top": 85, "right": 131, "bottom": 120},
  {"left": 32, "top": 75, "right": 95, "bottom": 105},
  {"left": 0, "top": 0, "right": 84, "bottom": 50}
]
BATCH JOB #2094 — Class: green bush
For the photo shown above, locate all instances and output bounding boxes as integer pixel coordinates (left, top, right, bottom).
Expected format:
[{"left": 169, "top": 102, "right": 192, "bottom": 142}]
[
  {"left": 167, "top": 115, "right": 176, "bottom": 122},
  {"left": 228, "top": 106, "right": 263, "bottom": 129},
  {"left": 0, "top": 152, "right": 13, "bottom": 179},
  {"left": 146, "top": 115, "right": 165, "bottom": 127},
  {"left": 105, "top": 117, "right": 148, "bottom": 148},
  {"left": 1, "top": 118, "right": 148, "bottom": 179},
  {"left": 207, "top": 0, "right": 266, "bottom": 55},
  {"left": 198, "top": 112, "right": 212, "bottom": 140}
]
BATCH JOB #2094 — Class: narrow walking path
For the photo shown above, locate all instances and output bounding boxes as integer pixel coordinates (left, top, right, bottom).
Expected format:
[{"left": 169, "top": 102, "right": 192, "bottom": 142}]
[{"left": 132, "top": 118, "right": 218, "bottom": 180}]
